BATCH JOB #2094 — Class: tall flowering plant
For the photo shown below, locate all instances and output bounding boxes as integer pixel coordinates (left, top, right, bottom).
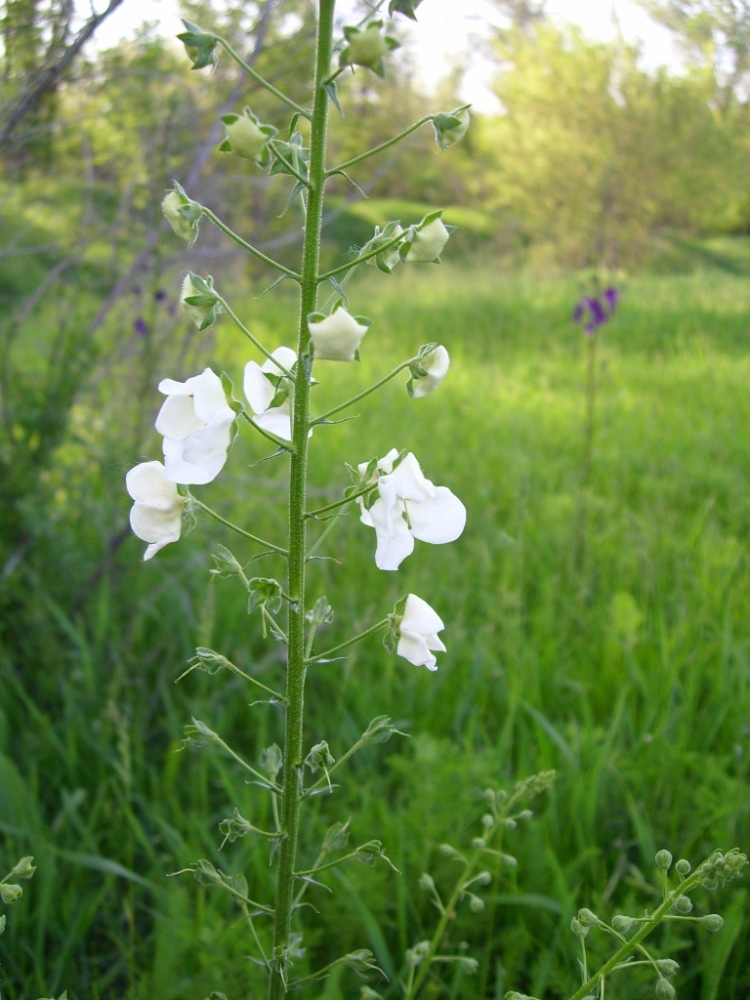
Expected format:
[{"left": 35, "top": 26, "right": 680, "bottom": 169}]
[
  {"left": 123, "top": 7, "right": 747, "bottom": 999},
  {"left": 126, "top": 3, "right": 469, "bottom": 995}
]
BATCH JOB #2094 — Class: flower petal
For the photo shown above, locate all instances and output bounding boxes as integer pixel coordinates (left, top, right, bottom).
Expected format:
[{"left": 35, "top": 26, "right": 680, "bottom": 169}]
[
  {"left": 155, "top": 394, "right": 203, "bottom": 440},
  {"left": 407, "top": 487, "right": 466, "bottom": 544},
  {"left": 125, "top": 461, "right": 180, "bottom": 504},
  {"left": 401, "top": 593, "right": 445, "bottom": 635},
  {"left": 397, "top": 631, "right": 438, "bottom": 670},
  {"left": 162, "top": 436, "right": 229, "bottom": 485},
  {"left": 368, "top": 499, "right": 414, "bottom": 570}
]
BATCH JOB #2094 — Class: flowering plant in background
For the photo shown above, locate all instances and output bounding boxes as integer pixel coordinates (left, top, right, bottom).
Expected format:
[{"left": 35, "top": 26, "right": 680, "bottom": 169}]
[{"left": 573, "top": 285, "right": 618, "bottom": 334}]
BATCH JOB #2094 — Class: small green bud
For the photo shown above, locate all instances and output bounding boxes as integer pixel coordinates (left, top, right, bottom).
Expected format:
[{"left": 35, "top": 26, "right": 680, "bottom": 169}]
[
  {"left": 340, "top": 21, "right": 399, "bottom": 77},
  {"left": 0, "top": 913, "right": 5, "bottom": 935},
  {"left": 482, "top": 813, "right": 494, "bottom": 829},
  {"left": 501, "top": 853, "right": 518, "bottom": 868},
  {"left": 571, "top": 917, "right": 589, "bottom": 939},
  {"left": 673, "top": 894, "right": 693, "bottom": 914},
  {"left": 431, "top": 106, "right": 471, "bottom": 149},
  {"left": 656, "top": 849, "right": 673, "bottom": 870},
  {"left": 700, "top": 913, "right": 724, "bottom": 932},
  {"left": 219, "top": 108, "right": 276, "bottom": 165},
  {"left": 475, "top": 871, "right": 492, "bottom": 886},
  {"left": 458, "top": 956, "right": 479, "bottom": 974},
  {"left": 180, "top": 272, "right": 220, "bottom": 330},
  {"left": 675, "top": 859, "right": 691, "bottom": 876},
  {"left": 656, "top": 959, "right": 680, "bottom": 978},
  {"left": 418, "top": 873, "right": 435, "bottom": 892},
  {"left": 10, "top": 857, "right": 36, "bottom": 880},
  {"left": 576, "top": 907, "right": 600, "bottom": 927},
  {"left": 472, "top": 837, "right": 487, "bottom": 849},
  {"left": 0, "top": 883, "right": 22, "bottom": 904},
  {"left": 655, "top": 977, "right": 676, "bottom": 999},
  {"left": 516, "top": 809, "right": 534, "bottom": 821},
  {"left": 468, "top": 893, "right": 484, "bottom": 913},
  {"left": 612, "top": 914, "right": 634, "bottom": 933},
  {"left": 161, "top": 184, "right": 201, "bottom": 245}
]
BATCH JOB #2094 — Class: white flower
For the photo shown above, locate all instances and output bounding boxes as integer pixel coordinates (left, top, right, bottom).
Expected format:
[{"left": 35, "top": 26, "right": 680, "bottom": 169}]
[
  {"left": 243, "top": 347, "right": 298, "bottom": 441},
  {"left": 155, "top": 367, "right": 235, "bottom": 484},
  {"left": 126, "top": 461, "right": 185, "bottom": 560},
  {"left": 411, "top": 346, "right": 450, "bottom": 398},
  {"left": 397, "top": 594, "right": 446, "bottom": 671},
  {"left": 308, "top": 307, "right": 370, "bottom": 361},
  {"left": 358, "top": 449, "right": 466, "bottom": 570},
  {"left": 405, "top": 217, "right": 451, "bottom": 262}
]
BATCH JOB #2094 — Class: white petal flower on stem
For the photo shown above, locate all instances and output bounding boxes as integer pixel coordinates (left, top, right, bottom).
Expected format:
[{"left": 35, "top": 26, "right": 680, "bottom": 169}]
[
  {"left": 155, "top": 367, "right": 235, "bottom": 485},
  {"left": 125, "top": 461, "right": 185, "bottom": 560},
  {"left": 358, "top": 449, "right": 466, "bottom": 570},
  {"left": 162, "top": 190, "right": 198, "bottom": 244},
  {"left": 308, "top": 307, "right": 370, "bottom": 361},
  {"left": 411, "top": 345, "right": 450, "bottom": 398},
  {"left": 243, "top": 347, "right": 298, "bottom": 441},
  {"left": 405, "top": 217, "right": 451, "bottom": 262},
  {"left": 397, "top": 594, "right": 446, "bottom": 671}
]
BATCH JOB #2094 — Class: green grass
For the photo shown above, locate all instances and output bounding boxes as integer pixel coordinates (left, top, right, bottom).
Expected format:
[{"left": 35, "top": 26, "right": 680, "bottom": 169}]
[{"left": 1, "top": 259, "right": 749, "bottom": 999}]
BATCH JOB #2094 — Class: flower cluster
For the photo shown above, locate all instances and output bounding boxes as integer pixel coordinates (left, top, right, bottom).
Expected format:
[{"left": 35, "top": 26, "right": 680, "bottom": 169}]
[
  {"left": 573, "top": 286, "right": 619, "bottom": 334},
  {"left": 126, "top": 347, "right": 300, "bottom": 559}
]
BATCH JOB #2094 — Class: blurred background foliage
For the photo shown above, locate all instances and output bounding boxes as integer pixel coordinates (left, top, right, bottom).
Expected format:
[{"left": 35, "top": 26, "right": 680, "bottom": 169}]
[{"left": 1, "top": 0, "right": 749, "bottom": 997}]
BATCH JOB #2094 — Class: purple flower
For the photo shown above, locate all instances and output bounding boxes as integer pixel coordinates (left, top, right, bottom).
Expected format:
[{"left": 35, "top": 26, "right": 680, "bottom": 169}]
[
  {"left": 134, "top": 317, "right": 148, "bottom": 336},
  {"left": 154, "top": 288, "right": 167, "bottom": 302},
  {"left": 573, "top": 287, "right": 619, "bottom": 335}
]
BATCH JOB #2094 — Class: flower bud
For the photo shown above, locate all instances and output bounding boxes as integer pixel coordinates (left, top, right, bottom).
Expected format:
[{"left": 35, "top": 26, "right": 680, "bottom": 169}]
[
  {"left": 340, "top": 21, "right": 399, "bottom": 77},
  {"left": 655, "top": 978, "right": 676, "bottom": 999},
  {"left": 612, "top": 914, "right": 634, "bottom": 934},
  {"left": 0, "top": 883, "right": 22, "bottom": 904},
  {"left": 655, "top": 959, "right": 680, "bottom": 978},
  {"left": 468, "top": 893, "right": 484, "bottom": 913},
  {"left": 431, "top": 106, "right": 471, "bottom": 149},
  {"left": 481, "top": 813, "right": 494, "bottom": 829},
  {"left": 180, "top": 273, "right": 220, "bottom": 330},
  {"left": 418, "top": 873, "right": 435, "bottom": 892},
  {"left": 0, "top": 913, "right": 5, "bottom": 935},
  {"left": 577, "top": 908, "right": 601, "bottom": 927},
  {"left": 307, "top": 306, "right": 370, "bottom": 361},
  {"left": 475, "top": 871, "right": 492, "bottom": 886},
  {"left": 408, "top": 345, "right": 450, "bottom": 398},
  {"left": 10, "top": 857, "right": 35, "bottom": 880},
  {"left": 220, "top": 108, "right": 276, "bottom": 165},
  {"left": 673, "top": 894, "right": 693, "bottom": 914},
  {"left": 675, "top": 859, "right": 691, "bottom": 877},
  {"left": 655, "top": 849, "right": 673, "bottom": 870},
  {"left": 162, "top": 187, "right": 200, "bottom": 245},
  {"left": 458, "top": 956, "right": 479, "bottom": 973},
  {"left": 405, "top": 215, "right": 451, "bottom": 262},
  {"left": 700, "top": 913, "right": 724, "bottom": 932},
  {"left": 571, "top": 917, "right": 588, "bottom": 939}
]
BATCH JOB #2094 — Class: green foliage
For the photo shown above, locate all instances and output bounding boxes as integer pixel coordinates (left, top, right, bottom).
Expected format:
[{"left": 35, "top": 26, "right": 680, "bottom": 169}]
[
  {"left": 482, "top": 22, "right": 749, "bottom": 264},
  {"left": 1, "top": 255, "right": 749, "bottom": 996}
]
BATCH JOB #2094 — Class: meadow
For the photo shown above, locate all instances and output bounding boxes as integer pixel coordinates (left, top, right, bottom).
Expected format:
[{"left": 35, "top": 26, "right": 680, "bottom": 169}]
[{"left": 1, "top": 249, "right": 749, "bottom": 999}]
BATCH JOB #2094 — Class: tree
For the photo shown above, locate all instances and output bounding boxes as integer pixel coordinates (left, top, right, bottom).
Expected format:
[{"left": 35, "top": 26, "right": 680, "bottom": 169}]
[{"left": 637, "top": 0, "right": 750, "bottom": 110}]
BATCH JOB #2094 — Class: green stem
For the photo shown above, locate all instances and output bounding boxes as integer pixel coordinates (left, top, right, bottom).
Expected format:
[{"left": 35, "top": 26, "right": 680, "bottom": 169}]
[
  {"left": 268, "top": 4, "right": 335, "bottom": 997},
  {"left": 217, "top": 297, "right": 297, "bottom": 374},
  {"left": 318, "top": 230, "right": 404, "bottom": 280},
  {"left": 566, "top": 872, "right": 703, "bottom": 1000},
  {"left": 327, "top": 115, "right": 432, "bottom": 174},
  {"left": 305, "top": 484, "right": 373, "bottom": 519},
  {"left": 202, "top": 207, "right": 301, "bottom": 280},
  {"left": 268, "top": 140, "right": 311, "bottom": 187},
  {"left": 312, "top": 359, "right": 413, "bottom": 424},
  {"left": 191, "top": 498, "right": 288, "bottom": 556},
  {"left": 216, "top": 37, "right": 311, "bottom": 118},
  {"left": 240, "top": 411, "right": 295, "bottom": 453},
  {"left": 305, "top": 617, "right": 389, "bottom": 664}
]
